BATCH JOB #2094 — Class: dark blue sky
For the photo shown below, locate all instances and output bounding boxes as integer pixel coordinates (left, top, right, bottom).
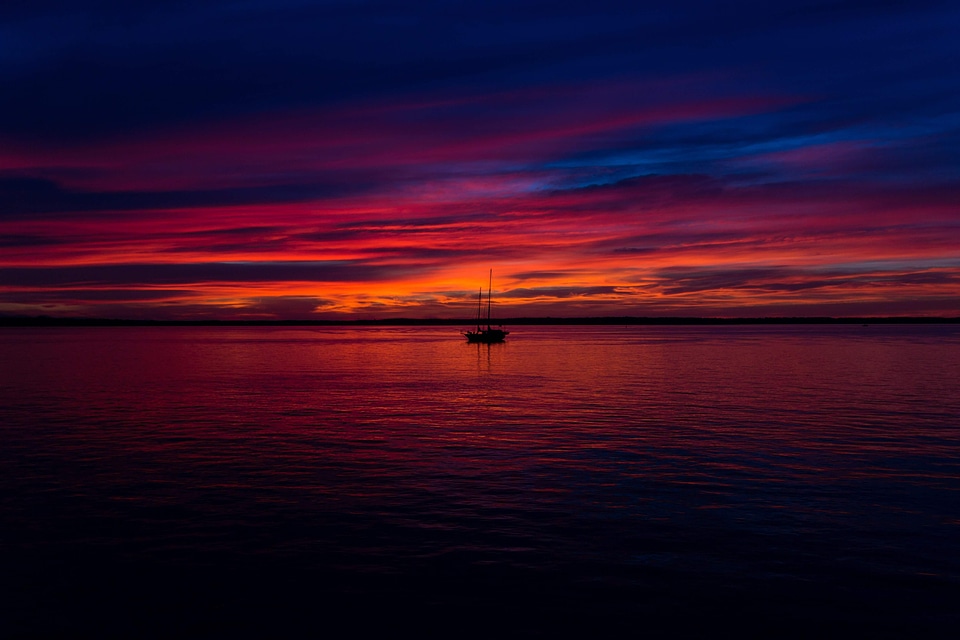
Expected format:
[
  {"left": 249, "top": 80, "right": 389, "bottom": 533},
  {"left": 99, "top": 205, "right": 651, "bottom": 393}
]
[{"left": 2, "top": 1, "right": 958, "bottom": 318}]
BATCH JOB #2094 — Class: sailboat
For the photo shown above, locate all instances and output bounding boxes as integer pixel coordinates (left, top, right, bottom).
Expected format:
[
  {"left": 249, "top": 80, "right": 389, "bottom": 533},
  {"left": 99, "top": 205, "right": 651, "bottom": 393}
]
[{"left": 463, "top": 270, "right": 509, "bottom": 343}]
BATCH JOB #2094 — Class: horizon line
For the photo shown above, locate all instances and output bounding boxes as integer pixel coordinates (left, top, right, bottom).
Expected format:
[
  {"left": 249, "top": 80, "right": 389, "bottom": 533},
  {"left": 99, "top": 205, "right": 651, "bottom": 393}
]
[{"left": 2, "top": 315, "right": 958, "bottom": 327}]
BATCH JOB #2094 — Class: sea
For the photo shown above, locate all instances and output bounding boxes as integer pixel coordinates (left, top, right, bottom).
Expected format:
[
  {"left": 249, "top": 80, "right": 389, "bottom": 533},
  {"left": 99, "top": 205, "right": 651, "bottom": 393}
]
[{"left": 1, "top": 324, "right": 958, "bottom": 638}]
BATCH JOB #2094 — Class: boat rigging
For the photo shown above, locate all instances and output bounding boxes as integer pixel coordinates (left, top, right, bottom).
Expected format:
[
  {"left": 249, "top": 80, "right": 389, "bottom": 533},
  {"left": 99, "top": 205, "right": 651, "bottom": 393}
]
[{"left": 463, "top": 270, "right": 509, "bottom": 343}]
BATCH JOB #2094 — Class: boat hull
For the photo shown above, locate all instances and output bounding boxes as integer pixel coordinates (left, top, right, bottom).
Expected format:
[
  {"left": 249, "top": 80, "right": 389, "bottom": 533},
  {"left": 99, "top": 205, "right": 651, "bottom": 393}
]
[{"left": 463, "top": 328, "right": 509, "bottom": 343}]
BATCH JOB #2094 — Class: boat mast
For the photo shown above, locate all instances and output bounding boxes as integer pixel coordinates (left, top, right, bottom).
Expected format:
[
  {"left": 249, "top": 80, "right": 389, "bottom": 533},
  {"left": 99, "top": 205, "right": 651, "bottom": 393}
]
[
  {"left": 487, "top": 269, "right": 493, "bottom": 328},
  {"left": 476, "top": 287, "right": 482, "bottom": 331}
]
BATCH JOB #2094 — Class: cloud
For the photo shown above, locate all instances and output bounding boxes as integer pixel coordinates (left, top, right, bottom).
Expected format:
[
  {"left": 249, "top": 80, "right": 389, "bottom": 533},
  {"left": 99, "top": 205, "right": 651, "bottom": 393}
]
[
  {"left": 501, "top": 286, "right": 620, "bottom": 299},
  {"left": 235, "top": 296, "right": 332, "bottom": 319},
  {"left": 0, "top": 261, "right": 407, "bottom": 287},
  {"left": 651, "top": 265, "right": 960, "bottom": 298},
  {"left": 0, "top": 175, "right": 368, "bottom": 218}
]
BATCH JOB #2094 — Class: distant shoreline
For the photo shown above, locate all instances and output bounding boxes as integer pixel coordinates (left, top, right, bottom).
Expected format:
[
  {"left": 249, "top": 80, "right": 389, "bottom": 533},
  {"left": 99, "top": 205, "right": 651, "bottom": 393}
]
[{"left": 2, "top": 316, "right": 958, "bottom": 327}]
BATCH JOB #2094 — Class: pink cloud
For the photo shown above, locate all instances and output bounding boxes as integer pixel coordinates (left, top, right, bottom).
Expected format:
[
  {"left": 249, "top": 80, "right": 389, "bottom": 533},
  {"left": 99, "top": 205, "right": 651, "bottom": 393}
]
[{"left": 1, "top": 79, "right": 798, "bottom": 193}]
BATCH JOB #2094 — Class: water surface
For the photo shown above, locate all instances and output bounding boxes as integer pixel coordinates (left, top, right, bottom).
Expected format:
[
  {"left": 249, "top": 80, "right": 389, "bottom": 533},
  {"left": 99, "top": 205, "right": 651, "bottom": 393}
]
[{"left": 2, "top": 325, "right": 958, "bottom": 636}]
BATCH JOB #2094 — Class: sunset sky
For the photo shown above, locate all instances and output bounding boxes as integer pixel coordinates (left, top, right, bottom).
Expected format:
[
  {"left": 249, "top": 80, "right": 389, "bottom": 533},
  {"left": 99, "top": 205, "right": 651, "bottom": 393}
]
[{"left": 2, "top": 0, "right": 958, "bottom": 319}]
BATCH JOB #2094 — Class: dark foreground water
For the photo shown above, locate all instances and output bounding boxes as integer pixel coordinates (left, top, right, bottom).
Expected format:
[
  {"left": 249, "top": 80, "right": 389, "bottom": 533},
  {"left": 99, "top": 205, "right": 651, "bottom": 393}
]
[{"left": 2, "top": 325, "right": 959, "bottom": 638}]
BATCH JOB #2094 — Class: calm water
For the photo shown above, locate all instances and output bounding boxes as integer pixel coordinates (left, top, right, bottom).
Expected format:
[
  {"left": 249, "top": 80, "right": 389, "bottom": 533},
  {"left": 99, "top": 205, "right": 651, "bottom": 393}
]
[{"left": 2, "top": 325, "right": 959, "bottom": 637}]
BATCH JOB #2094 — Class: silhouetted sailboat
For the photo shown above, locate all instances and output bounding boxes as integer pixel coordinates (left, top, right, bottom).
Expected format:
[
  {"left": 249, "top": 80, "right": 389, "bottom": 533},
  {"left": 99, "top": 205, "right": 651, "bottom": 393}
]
[{"left": 463, "top": 270, "right": 509, "bottom": 343}]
